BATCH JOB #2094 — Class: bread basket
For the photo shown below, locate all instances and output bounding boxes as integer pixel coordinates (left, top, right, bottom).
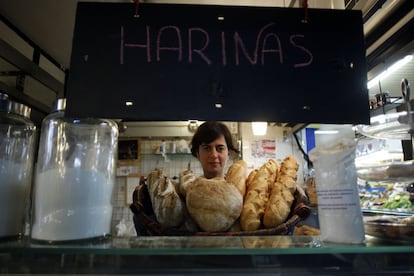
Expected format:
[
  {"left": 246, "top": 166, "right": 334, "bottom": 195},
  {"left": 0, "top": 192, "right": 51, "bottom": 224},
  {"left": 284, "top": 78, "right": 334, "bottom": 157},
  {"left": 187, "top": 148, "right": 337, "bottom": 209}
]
[{"left": 129, "top": 184, "right": 311, "bottom": 236}]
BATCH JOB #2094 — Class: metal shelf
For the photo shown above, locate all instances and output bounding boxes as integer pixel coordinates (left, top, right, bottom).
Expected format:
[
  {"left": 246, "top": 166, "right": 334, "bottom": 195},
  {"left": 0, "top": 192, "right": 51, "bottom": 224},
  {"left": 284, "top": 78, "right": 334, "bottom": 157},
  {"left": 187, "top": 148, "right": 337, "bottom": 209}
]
[{"left": 369, "top": 98, "right": 404, "bottom": 118}]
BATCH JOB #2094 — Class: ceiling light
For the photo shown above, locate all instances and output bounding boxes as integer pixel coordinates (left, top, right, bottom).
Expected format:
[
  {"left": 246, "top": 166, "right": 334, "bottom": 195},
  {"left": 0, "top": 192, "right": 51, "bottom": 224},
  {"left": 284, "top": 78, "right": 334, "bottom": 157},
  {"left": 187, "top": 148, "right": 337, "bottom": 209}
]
[
  {"left": 314, "top": 130, "right": 339, "bottom": 135},
  {"left": 367, "top": 54, "right": 413, "bottom": 89},
  {"left": 252, "top": 122, "right": 267, "bottom": 136},
  {"left": 125, "top": 101, "right": 134, "bottom": 106},
  {"left": 188, "top": 120, "right": 199, "bottom": 132}
]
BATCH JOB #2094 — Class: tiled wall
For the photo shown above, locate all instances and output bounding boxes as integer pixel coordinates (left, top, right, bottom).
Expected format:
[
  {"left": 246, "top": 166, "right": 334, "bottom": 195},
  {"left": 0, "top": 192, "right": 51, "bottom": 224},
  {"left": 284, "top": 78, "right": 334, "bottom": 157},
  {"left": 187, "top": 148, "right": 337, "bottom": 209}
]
[
  {"left": 111, "top": 176, "right": 137, "bottom": 237},
  {"left": 139, "top": 138, "right": 203, "bottom": 179}
]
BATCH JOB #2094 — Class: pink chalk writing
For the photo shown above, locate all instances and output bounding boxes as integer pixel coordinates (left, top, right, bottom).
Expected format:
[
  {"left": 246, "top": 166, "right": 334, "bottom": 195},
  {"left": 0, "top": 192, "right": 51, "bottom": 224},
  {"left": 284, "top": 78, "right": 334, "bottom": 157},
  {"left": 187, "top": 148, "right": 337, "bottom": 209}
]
[
  {"left": 157, "top": 26, "right": 182, "bottom": 62},
  {"left": 290, "top": 34, "right": 313, "bottom": 68},
  {"left": 122, "top": 25, "right": 151, "bottom": 63},
  {"left": 188, "top": 28, "right": 211, "bottom": 65},
  {"left": 220, "top": 31, "right": 227, "bottom": 66},
  {"left": 120, "top": 23, "right": 313, "bottom": 68}
]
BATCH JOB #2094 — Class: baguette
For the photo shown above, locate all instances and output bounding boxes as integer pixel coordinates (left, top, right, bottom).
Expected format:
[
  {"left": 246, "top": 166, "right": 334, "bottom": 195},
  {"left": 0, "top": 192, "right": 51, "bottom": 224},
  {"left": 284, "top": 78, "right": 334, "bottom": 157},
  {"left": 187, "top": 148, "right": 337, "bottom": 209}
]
[
  {"left": 246, "top": 169, "right": 258, "bottom": 188},
  {"left": 240, "top": 159, "right": 279, "bottom": 231},
  {"left": 263, "top": 156, "right": 299, "bottom": 228},
  {"left": 225, "top": 160, "right": 248, "bottom": 198}
]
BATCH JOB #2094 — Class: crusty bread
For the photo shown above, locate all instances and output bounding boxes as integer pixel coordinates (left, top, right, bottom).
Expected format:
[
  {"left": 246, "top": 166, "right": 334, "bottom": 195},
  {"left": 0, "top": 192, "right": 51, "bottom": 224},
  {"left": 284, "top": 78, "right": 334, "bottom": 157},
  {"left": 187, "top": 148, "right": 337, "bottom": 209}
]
[
  {"left": 246, "top": 169, "right": 258, "bottom": 188},
  {"left": 225, "top": 160, "right": 248, "bottom": 198},
  {"left": 277, "top": 156, "right": 299, "bottom": 194},
  {"left": 294, "top": 225, "right": 320, "bottom": 236},
  {"left": 263, "top": 156, "right": 299, "bottom": 228},
  {"left": 242, "top": 235, "right": 292, "bottom": 248},
  {"left": 263, "top": 183, "right": 294, "bottom": 228},
  {"left": 240, "top": 159, "right": 279, "bottom": 231},
  {"left": 305, "top": 177, "right": 318, "bottom": 205},
  {"left": 147, "top": 170, "right": 185, "bottom": 228},
  {"left": 178, "top": 169, "right": 196, "bottom": 198},
  {"left": 147, "top": 169, "right": 163, "bottom": 189},
  {"left": 186, "top": 177, "right": 243, "bottom": 232}
]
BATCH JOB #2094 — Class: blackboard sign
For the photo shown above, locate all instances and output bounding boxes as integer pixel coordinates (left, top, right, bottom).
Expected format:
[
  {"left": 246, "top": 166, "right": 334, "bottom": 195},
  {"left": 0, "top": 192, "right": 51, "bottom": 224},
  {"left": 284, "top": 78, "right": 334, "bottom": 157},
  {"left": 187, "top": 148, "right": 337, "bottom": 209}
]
[{"left": 66, "top": 3, "right": 369, "bottom": 124}]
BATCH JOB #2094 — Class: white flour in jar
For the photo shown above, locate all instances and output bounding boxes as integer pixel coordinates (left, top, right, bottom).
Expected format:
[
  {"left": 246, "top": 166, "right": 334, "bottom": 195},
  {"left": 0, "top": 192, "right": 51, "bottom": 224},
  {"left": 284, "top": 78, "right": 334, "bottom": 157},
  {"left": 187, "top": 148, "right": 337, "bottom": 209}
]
[
  {"left": 31, "top": 168, "right": 114, "bottom": 241},
  {"left": 0, "top": 159, "right": 31, "bottom": 238}
]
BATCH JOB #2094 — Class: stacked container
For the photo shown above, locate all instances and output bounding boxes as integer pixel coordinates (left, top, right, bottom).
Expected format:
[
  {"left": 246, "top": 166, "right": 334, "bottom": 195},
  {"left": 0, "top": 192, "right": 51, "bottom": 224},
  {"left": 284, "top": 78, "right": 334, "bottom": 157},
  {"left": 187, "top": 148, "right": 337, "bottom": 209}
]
[
  {"left": 0, "top": 93, "right": 36, "bottom": 239},
  {"left": 31, "top": 98, "right": 118, "bottom": 242}
]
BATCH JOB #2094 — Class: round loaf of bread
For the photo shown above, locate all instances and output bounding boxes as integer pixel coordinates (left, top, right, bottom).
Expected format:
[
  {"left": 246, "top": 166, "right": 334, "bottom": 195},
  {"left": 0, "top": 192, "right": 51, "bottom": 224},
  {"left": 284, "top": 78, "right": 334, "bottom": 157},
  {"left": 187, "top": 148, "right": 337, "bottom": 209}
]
[
  {"left": 186, "top": 177, "right": 243, "bottom": 232},
  {"left": 178, "top": 169, "right": 196, "bottom": 198}
]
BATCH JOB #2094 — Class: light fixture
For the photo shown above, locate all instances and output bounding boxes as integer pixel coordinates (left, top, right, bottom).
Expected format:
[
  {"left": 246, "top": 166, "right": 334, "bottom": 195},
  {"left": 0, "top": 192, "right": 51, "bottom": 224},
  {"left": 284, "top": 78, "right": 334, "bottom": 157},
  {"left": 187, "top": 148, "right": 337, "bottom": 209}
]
[
  {"left": 367, "top": 54, "right": 413, "bottom": 89},
  {"left": 188, "top": 120, "right": 199, "bottom": 132},
  {"left": 252, "top": 122, "right": 267, "bottom": 136},
  {"left": 314, "top": 130, "right": 339, "bottom": 135},
  {"left": 125, "top": 101, "right": 134, "bottom": 106}
]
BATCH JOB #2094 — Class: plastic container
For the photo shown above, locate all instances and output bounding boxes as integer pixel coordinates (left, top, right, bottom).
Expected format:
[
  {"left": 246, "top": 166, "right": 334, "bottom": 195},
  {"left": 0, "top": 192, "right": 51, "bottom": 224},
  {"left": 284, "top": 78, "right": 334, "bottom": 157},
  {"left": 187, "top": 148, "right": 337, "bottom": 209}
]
[
  {"left": 0, "top": 93, "right": 36, "bottom": 239},
  {"left": 31, "top": 99, "right": 119, "bottom": 242},
  {"left": 160, "top": 140, "right": 166, "bottom": 154},
  {"left": 170, "top": 140, "right": 176, "bottom": 154},
  {"left": 309, "top": 138, "right": 365, "bottom": 244}
]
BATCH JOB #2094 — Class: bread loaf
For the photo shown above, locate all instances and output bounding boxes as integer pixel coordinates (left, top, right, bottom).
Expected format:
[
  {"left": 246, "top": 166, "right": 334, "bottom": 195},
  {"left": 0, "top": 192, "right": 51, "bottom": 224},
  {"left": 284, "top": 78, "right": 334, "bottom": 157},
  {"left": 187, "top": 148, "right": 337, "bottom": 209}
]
[
  {"left": 186, "top": 177, "right": 243, "bottom": 232},
  {"left": 243, "top": 235, "right": 292, "bottom": 248},
  {"left": 263, "top": 184, "right": 294, "bottom": 228},
  {"left": 225, "top": 160, "right": 248, "bottom": 197},
  {"left": 277, "top": 156, "right": 299, "bottom": 194},
  {"left": 246, "top": 169, "right": 258, "bottom": 188},
  {"left": 305, "top": 177, "right": 318, "bottom": 205},
  {"left": 294, "top": 225, "right": 320, "bottom": 236},
  {"left": 147, "top": 170, "right": 185, "bottom": 228},
  {"left": 263, "top": 156, "right": 299, "bottom": 228},
  {"left": 240, "top": 159, "right": 279, "bottom": 231},
  {"left": 147, "top": 169, "right": 163, "bottom": 188},
  {"left": 178, "top": 169, "right": 196, "bottom": 198},
  {"left": 179, "top": 206, "right": 200, "bottom": 232}
]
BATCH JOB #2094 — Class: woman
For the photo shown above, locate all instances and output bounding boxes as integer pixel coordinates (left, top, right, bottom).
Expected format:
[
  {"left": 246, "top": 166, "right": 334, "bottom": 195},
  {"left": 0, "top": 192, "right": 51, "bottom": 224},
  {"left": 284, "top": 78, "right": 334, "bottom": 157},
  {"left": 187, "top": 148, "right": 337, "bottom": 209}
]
[{"left": 190, "top": 121, "right": 239, "bottom": 179}]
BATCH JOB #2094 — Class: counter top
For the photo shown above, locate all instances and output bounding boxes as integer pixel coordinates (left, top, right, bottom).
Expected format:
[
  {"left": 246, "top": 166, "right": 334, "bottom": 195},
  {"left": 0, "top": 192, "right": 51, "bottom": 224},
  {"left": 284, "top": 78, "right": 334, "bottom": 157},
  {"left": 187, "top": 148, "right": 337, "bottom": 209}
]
[
  {"left": 1, "top": 235, "right": 413, "bottom": 274},
  {"left": 1, "top": 235, "right": 414, "bottom": 255}
]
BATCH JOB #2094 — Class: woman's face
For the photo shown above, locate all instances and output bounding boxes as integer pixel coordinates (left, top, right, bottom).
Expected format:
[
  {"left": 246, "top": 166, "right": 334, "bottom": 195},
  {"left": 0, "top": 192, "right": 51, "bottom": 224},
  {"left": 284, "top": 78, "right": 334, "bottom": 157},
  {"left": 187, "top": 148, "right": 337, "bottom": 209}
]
[{"left": 197, "top": 135, "right": 229, "bottom": 179}]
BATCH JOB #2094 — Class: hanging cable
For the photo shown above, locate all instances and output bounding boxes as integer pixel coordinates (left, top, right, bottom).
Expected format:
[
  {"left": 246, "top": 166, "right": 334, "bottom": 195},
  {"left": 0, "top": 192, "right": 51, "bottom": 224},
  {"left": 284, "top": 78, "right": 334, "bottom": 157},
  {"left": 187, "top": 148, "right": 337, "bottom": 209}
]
[
  {"left": 294, "top": 132, "right": 313, "bottom": 169},
  {"left": 134, "top": 0, "right": 140, "bottom": 18},
  {"left": 301, "top": 0, "right": 308, "bottom": 23}
]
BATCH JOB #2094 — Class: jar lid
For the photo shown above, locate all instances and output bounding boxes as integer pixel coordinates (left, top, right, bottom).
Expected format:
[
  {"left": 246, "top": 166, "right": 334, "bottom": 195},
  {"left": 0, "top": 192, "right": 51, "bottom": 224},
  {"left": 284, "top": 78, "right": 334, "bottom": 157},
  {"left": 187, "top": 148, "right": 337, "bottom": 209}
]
[
  {"left": 0, "top": 92, "right": 32, "bottom": 119},
  {"left": 52, "top": 98, "right": 66, "bottom": 112}
]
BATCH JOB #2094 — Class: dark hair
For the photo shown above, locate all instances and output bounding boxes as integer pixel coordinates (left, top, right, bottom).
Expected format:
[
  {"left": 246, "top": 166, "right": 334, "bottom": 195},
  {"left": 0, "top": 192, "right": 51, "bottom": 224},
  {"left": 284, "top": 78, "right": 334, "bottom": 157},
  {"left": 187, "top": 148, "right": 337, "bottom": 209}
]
[{"left": 190, "top": 121, "right": 239, "bottom": 157}]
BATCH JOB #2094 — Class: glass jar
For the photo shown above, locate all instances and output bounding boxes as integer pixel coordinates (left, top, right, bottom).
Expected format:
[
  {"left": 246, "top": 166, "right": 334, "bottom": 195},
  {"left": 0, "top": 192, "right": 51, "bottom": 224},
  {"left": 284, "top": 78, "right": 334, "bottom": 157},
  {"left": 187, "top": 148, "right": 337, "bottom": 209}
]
[
  {"left": 0, "top": 93, "right": 36, "bottom": 239},
  {"left": 31, "top": 99, "right": 119, "bottom": 242}
]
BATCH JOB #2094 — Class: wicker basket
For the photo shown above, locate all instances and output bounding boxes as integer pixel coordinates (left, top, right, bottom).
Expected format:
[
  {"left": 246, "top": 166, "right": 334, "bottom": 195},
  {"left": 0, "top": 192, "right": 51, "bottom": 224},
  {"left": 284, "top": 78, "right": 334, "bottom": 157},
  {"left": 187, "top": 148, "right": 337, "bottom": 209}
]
[{"left": 129, "top": 184, "right": 311, "bottom": 236}]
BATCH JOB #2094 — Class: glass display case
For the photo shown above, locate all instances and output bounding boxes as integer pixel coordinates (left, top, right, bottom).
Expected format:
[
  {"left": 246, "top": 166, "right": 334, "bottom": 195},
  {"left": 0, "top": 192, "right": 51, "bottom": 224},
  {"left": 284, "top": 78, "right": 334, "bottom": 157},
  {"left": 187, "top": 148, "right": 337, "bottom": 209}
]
[
  {"left": 1, "top": 236, "right": 414, "bottom": 274},
  {"left": 1, "top": 1, "right": 414, "bottom": 274},
  {"left": 355, "top": 108, "right": 414, "bottom": 251}
]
